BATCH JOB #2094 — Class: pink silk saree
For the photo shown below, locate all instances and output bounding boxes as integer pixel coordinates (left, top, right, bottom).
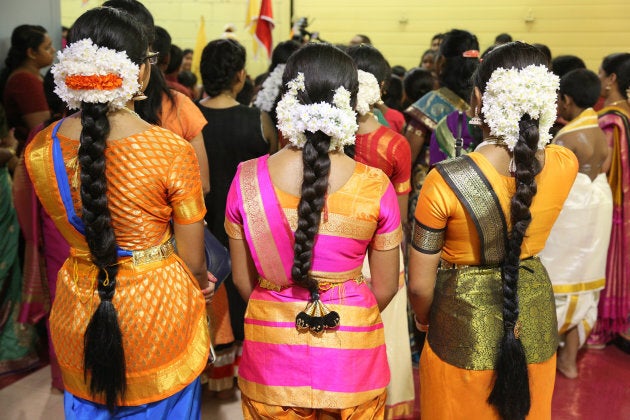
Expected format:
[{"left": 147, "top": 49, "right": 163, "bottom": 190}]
[
  {"left": 591, "top": 107, "right": 630, "bottom": 345},
  {"left": 225, "top": 155, "right": 402, "bottom": 409}
]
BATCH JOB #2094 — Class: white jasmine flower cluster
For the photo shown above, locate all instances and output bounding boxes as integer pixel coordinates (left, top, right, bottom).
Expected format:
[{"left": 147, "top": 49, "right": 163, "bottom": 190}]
[
  {"left": 51, "top": 38, "right": 140, "bottom": 110},
  {"left": 356, "top": 70, "right": 381, "bottom": 116},
  {"left": 254, "top": 63, "right": 285, "bottom": 112},
  {"left": 276, "top": 72, "right": 359, "bottom": 151},
  {"left": 482, "top": 64, "right": 560, "bottom": 151}
]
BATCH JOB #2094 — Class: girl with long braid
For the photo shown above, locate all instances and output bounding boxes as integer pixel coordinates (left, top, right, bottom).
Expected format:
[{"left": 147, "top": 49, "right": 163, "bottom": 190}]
[
  {"left": 25, "top": 7, "right": 210, "bottom": 417},
  {"left": 408, "top": 42, "right": 578, "bottom": 419},
  {"left": 225, "top": 43, "right": 400, "bottom": 418}
]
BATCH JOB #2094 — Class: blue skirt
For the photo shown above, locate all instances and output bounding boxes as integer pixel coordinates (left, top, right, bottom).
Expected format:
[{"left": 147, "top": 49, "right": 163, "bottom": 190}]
[{"left": 64, "top": 377, "right": 201, "bottom": 419}]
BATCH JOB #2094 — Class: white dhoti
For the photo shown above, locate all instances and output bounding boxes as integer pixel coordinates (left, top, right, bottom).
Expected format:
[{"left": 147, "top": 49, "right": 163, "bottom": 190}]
[
  {"left": 363, "top": 247, "right": 415, "bottom": 419},
  {"left": 539, "top": 172, "right": 613, "bottom": 347}
]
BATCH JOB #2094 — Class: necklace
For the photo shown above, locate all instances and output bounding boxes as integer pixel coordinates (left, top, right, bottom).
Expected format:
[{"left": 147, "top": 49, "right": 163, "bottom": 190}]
[
  {"left": 108, "top": 106, "right": 141, "bottom": 119},
  {"left": 609, "top": 99, "right": 628, "bottom": 107},
  {"left": 475, "top": 136, "right": 506, "bottom": 150}
]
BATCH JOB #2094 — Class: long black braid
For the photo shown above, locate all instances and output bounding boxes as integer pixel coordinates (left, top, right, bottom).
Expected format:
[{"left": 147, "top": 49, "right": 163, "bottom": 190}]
[
  {"left": 472, "top": 42, "right": 549, "bottom": 420},
  {"left": 78, "top": 102, "right": 126, "bottom": 410},
  {"left": 487, "top": 115, "right": 541, "bottom": 419},
  {"left": 67, "top": 6, "right": 148, "bottom": 411},
  {"left": 281, "top": 43, "right": 358, "bottom": 332},
  {"left": 292, "top": 131, "right": 331, "bottom": 295}
]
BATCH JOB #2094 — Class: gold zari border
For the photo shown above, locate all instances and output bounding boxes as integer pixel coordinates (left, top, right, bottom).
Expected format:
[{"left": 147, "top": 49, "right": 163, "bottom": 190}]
[
  {"left": 411, "top": 221, "right": 445, "bottom": 254},
  {"left": 552, "top": 278, "right": 605, "bottom": 294}
]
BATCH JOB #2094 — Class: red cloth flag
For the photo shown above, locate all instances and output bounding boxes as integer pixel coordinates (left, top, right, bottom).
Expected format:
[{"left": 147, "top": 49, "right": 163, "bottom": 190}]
[{"left": 254, "top": 0, "right": 274, "bottom": 58}]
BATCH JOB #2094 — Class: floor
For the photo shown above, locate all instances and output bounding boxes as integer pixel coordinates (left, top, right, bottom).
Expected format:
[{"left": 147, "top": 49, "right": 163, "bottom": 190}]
[{"left": 1, "top": 344, "right": 628, "bottom": 419}]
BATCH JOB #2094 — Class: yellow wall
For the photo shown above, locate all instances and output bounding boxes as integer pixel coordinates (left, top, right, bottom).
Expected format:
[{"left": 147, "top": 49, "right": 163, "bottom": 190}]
[{"left": 61, "top": 0, "right": 630, "bottom": 76}]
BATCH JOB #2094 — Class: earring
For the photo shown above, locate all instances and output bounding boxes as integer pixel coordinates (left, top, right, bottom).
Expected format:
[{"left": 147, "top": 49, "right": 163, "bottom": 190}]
[
  {"left": 469, "top": 107, "right": 482, "bottom": 125},
  {"left": 133, "top": 82, "right": 148, "bottom": 101}
]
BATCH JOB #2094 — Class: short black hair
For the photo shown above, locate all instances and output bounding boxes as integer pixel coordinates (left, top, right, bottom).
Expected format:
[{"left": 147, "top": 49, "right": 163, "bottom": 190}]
[
  {"left": 200, "top": 38, "right": 246, "bottom": 97},
  {"left": 560, "top": 69, "right": 601, "bottom": 108},
  {"left": 616, "top": 60, "right": 630, "bottom": 99},
  {"left": 403, "top": 67, "right": 434, "bottom": 104},
  {"left": 391, "top": 65, "right": 406, "bottom": 78},
  {"left": 495, "top": 33, "right": 512, "bottom": 44},
  {"left": 551, "top": 55, "right": 585, "bottom": 78},
  {"left": 346, "top": 44, "right": 390, "bottom": 85},
  {"left": 153, "top": 26, "right": 171, "bottom": 65},
  {"left": 177, "top": 70, "right": 197, "bottom": 89}
]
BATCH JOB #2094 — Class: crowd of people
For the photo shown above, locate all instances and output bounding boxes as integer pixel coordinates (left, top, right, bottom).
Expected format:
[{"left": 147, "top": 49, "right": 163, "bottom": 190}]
[{"left": 1, "top": 1, "right": 629, "bottom": 419}]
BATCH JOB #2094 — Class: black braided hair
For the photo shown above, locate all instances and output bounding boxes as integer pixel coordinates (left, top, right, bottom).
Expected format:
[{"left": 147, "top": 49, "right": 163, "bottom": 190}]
[
  {"left": 67, "top": 7, "right": 147, "bottom": 411},
  {"left": 200, "top": 39, "right": 246, "bottom": 98},
  {"left": 472, "top": 41, "right": 548, "bottom": 420},
  {"left": 280, "top": 43, "right": 358, "bottom": 297},
  {"left": 0, "top": 25, "right": 47, "bottom": 98},
  {"left": 438, "top": 29, "right": 480, "bottom": 101}
]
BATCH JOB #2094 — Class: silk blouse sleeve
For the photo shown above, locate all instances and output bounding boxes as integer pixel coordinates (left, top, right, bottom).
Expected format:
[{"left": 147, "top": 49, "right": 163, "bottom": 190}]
[
  {"left": 411, "top": 167, "right": 455, "bottom": 254},
  {"left": 167, "top": 142, "right": 206, "bottom": 224},
  {"left": 224, "top": 165, "right": 245, "bottom": 240},
  {"left": 370, "top": 181, "right": 402, "bottom": 250},
  {"left": 391, "top": 135, "right": 412, "bottom": 194}
]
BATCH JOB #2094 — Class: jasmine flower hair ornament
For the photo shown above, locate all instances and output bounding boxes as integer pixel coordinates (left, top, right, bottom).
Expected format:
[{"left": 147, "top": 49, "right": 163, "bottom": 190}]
[
  {"left": 356, "top": 70, "right": 381, "bottom": 116},
  {"left": 276, "top": 72, "right": 359, "bottom": 151},
  {"left": 481, "top": 64, "right": 560, "bottom": 151},
  {"left": 254, "top": 63, "right": 285, "bottom": 112},
  {"left": 51, "top": 38, "right": 141, "bottom": 110}
]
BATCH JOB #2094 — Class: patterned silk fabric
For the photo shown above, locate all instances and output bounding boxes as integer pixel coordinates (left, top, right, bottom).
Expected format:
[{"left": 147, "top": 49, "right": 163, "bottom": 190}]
[
  {"left": 25, "top": 122, "right": 209, "bottom": 406},
  {"left": 430, "top": 258, "right": 558, "bottom": 369},
  {"left": 415, "top": 145, "right": 579, "bottom": 264},
  {"left": 225, "top": 157, "right": 402, "bottom": 410},
  {"left": 354, "top": 125, "right": 412, "bottom": 195}
]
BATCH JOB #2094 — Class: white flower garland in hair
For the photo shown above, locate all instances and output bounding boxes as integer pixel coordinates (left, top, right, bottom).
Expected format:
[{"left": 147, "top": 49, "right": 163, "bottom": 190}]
[
  {"left": 276, "top": 72, "right": 358, "bottom": 151},
  {"left": 254, "top": 63, "right": 285, "bottom": 112},
  {"left": 52, "top": 38, "right": 141, "bottom": 110},
  {"left": 356, "top": 70, "right": 381, "bottom": 116},
  {"left": 482, "top": 64, "right": 560, "bottom": 151}
]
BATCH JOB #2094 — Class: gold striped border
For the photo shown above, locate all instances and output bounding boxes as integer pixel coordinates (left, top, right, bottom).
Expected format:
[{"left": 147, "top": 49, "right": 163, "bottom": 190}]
[
  {"left": 284, "top": 208, "right": 376, "bottom": 240},
  {"left": 372, "top": 225, "right": 403, "bottom": 250},
  {"left": 239, "top": 378, "right": 385, "bottom": 410},
  {"left": 224, "top": 219, "right": 244, "bottom": 240},
  {"left": 60, "top": 314, "right": 209, "bottom": 406},
  {"left": 247, "top": 298, "right": 381, "bottom": 327},
  {"left": 559, "top": 295, "right": 579, "bottom": 335},
  {"left": 552, "top": 278, "right": 605, "bottom": 294},
  {"left": 240, "top": 159, "right": 288, "bottom": 284},
  {"left": 244, "top": 322, "right": 384, "bottom": 349},
  {"left": 411, "top": 220, "right": 444, "bottom": 254}
]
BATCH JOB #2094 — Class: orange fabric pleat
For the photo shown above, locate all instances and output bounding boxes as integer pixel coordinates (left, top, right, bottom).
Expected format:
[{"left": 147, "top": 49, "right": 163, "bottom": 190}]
[{"left": 419, "top": 341, "right": 556, "bottom": 420}]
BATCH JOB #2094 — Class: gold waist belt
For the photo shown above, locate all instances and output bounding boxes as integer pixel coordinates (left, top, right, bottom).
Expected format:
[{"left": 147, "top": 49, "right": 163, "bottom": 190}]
[
  {"left": 131, "top": 240, "right": 175, "bottom": 266},
  {"left": 428, "top": 257, "right": 559, "bottom": 370},
  {"left": 70, "top": 239, "right": 175, "bottom": 267},
  {"left": 258, "top": 274, "right": 366, "bottom": 292}
]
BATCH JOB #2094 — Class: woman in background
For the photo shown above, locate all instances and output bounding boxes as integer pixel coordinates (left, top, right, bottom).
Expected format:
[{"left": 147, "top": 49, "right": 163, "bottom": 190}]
[
  {"left": 0, "top": 103, "right": 39, "bottom": 377},
  {"left": 226, "top": 43, "right": 400, "bottom": 418},
  {"left": 403, "top": 29, "right": 479, "bottom": 227},
  {"left": 589, "top": 53, "right": 630, "bottom": 349},
  {"left": 197, "top": 38, "right": 276, "bottom": 399},
  {"left": 1, "top": 24, "right": 54, "bottom": 151},
  {"left": 408, "top": 42, "right": 578, "bottom": 419},
  {"left": 25, "top": 8, "right": 210, "bottom": 416}
]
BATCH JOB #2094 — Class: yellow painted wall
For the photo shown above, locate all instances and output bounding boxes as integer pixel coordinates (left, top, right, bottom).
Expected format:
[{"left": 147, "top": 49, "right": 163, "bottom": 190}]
[{"left": 61, "top": 0, "right": 630, "bottom": 76}]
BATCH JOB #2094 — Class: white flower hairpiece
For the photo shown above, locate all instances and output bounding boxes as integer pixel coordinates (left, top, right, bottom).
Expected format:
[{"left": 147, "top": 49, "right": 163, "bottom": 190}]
[
  {"left": 481, "top": 64, "right": 560, "bottom": 151},
  {"left": 276, "top": 72, "right": 358, "bottom": 151},
  {"left": 254, "top": 63, "right": 285, "bottom": 112},
  {"left": 356, "top": 70, "right": 381, "bottom": 116},
  {"left": 51, "top": 38, "right": 141, "bottom": 110}
]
